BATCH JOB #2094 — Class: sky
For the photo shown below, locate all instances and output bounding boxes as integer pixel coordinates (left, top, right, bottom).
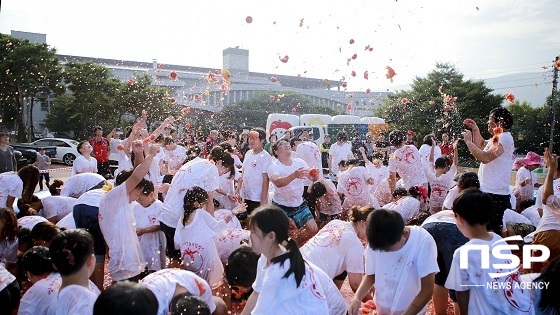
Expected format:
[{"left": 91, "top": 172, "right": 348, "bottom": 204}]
[{"left": 1, "top": 0, "right": 559, "bottom": 94}]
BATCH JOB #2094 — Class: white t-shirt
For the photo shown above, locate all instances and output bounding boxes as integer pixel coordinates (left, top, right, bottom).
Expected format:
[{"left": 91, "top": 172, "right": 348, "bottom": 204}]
[
  {"left": 241, "top": 149, "right": 272, "bottom": 202},
  {"left": 337, "top": 166, "right": 378, "bottom": 209},
  {"left": 514, "top": 167, "right": 535, "bottom": 201},
  {"left": 159, "top": 158, "right": 220, "bottom": 227},
  {"left": 57, "top": 212, "right": 76, "bottom": 229},
  {"left": 535, "top": 178, "right": 560, "bottom": 233},
  {"left": 18, "top": 215, "right": 48, "bottom": 230},
  {"left": 252, "top": 254, "right": 329, "bottom": 315},
  {"left": 174, "top": 209, "right": 227, "bottom": 288},
  {"left": 425, "top": 165, "right": 457, "bottom": 213},
  {"left": 478, "top": 132, "right": 515, "bottom": 195},
  {"left": 418, "top": 144, "right": 442, "bottom": 170},
  {"left": 267, "top": 158, "right": 309, "bottom": 207},
  {"left": 98, "top": 183, "right": 145, "bottom": 281},
  {"left": 446, "top": 233, "right": 534, "bottom": 314},
  {"left": 134, "top": 200, "right": 167, "bottom": 271},
  {"left": 374, "top": 177, "right": 392, "bottom": 207},
  {"left": 215, "top": 172, "right": 237, "bottom": 210},
  {"left": 442, "top": 186, "right": 459, "bottom": 210},
  {"left": 295, "top": 142, "right": 323, "bottom": 186},
  {"left": 317, "top": 179, "right": 342, "bottom": 216},
  {"left": 0, "top": 263, "right": 15, "bottom": 292},
  {"left": 72, "top": 155, "right": 98, "bottom": 176},
  {"left": 301, "top": 220, "right": 364, "bottom": 279},
  {"left": 20, "top": 272, "right": 99, "bottom": 315},
  {"left": 364, "top": 226, "right": 439, "bottom": 315},
  {"left": 308, "top": 260, "right": 348, "bottom": 315},
  {"left": 60, "top": 173, "right": 105, "bottom": 198},
  {"left": 163, "top": 145, "right": 188, "bottom": 171},
  {"left": 329, "top": 142, "right": 352, "bottom": 175},
  {"left": 502, "top": 209, "right": 534, "bottom": 232},
  {"left": 147, "top": 149, "right": 165, "bottom": 186},
  {"left": 382, "top": 196, "right": 421, "bottom": 222},
  {"left": 0, "top": 171, "right": 22, "bottom": 208},
  {"left": 366, "top": 164, "right": 389, "bottom": 193},
  {"left": 521, "top": 205, "right": 541, "bottom": 227},
  {"left": 215, "top": 228, "right": 251, "bottom": 263},
  {"left": 41, "top": 196, "right": 77, "bottom": 222},
  {"left": 140, "top": 268, "right": 216, "bottom": 315},
  {"left": 389, "top": 145, "right": 428, "bottom": 189},
  {"left": 55, "top": 284, "right": 99, "bottom": 315},
  {"left": 421, "top": 210, "right": 457, "bottom": 226},
  {"left": 74, "top": 188, "right": 104, "bottom": 207}
]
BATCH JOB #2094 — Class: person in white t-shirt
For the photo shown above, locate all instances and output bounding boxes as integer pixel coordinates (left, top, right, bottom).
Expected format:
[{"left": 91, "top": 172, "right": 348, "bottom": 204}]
[
  {"left": 418, "top": 134, "right": 442, "bottom": 171},
  {"left": 359, "top": 149, "right": 389, "bottom": 196},
  {"left": 520, "top": 201, "right": 542, "bottom": 228},
  {"left": 174, "top": 187, "right": 246, "bottom": 289},
  {"left": 463, "top": 108, "right": 515, "bottom": 234},
  {"left": 20, "top": 246, "right": 100, "bottom": 315},
  {"left": 387, "top": 130, "right": 428, "bottom": 193},
  {"left": 373, "top": 174, "right": 398, "bottom": 207},
  {"left": 236, "top": 128, "right": 272, "bottom": 216},
  {"left": 382, "top": 185, "right": 427, "bottom": 222},
  {"left": 226, "top": 244, "right": 346, "bottom": 315},
  {"left": 162, "top": 137, "right": 188, "bottom": 174},
  {"left": 49, "top": 229, "right": 100, "bottom": 315},
  {"left": 349, "top": 209, "right": 439, "bottom": 315},
  {"left": 28, "top": 195, "right": 77, "bottom": 223},
  {"left": 328, "top": 131, "right": 353, "bottom": 176},
  {"left": 336, "top": 158, "right": 378, "bottom": 212},
  {"left": 0, "top": 262, "right": 18, "bottom": 314},
  {"left": 214, "top": 141, "right": 242, "bottom": 211},
  {"left": 307, "top": 177, "right": 342, "bottom": 225},
  {"left": 513, "top": 151, "right": 542, "bottom": 207},
  {"left": 59, "top": 172, "right": 106, "bottom": 198},
  {"left": 0, "top": 171, "right": 23, "bottom": 209},
  {"left": 241, "top": 206, "right": 329, "bottom": 315},
  {"left": 425, "top": 137, "right": 458, "bottom": 213},
  {"left": 134, "top": 181, "right": 166, "bottom": 272},
  {"left": 99, "top": 141, "right": 161, "bottom": 282},
  {"left": 301, "top": 206, "right": 373, "bottom": 297},
  {"left": 140, "top": 268, "right": 227, "bottom": 315},
  {"left": 445, "top": 189, "right": 534, "bottom": 314},
  {"left": 72, "top": 140, "right": 98, "bottom": 176},
  {"left": 159, "top": 146, "right": 233, "bottom": 268},
  {"left": 268, "top": 139, "right": 319, "bottom": 244},
  {"left": 535, "top": 149, "right": 560, "bottom": 269}
]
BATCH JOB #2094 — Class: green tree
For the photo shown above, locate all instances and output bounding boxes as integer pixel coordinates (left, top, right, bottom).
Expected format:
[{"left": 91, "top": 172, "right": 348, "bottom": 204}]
[
  {"left": 216, "top": 91, "right": 338, "bottom": 129},
  {"left": 505, "top": 101, "right": 549, "bottom": 154},
  {"left": 375, "top": 63, "right": 502, "bottom": 140},
  {"left": 0, "top": 34, "right": 64, "bottom": 141}
]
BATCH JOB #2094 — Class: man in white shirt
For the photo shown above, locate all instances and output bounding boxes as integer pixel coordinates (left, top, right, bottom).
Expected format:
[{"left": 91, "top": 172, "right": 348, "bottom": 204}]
[
  {"left": 328, "top": 131, "right": 353, "bottom": 176},
  {"left": 462, "top": 108, "right": 515, "bottom": 234},
  {"left": 387, "top": 129, "right": 428, "bottom": 193}
]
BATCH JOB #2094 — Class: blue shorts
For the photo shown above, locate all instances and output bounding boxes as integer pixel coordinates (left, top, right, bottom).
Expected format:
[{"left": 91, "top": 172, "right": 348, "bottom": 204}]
[{"left": 273, "top": 201, "right": 314, "bottom": 229}]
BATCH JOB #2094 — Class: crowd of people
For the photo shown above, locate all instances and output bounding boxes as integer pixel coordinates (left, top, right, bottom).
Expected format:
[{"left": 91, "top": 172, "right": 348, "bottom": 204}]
[{"left": 0, "top": 107, "right": 559, "bottom": 315}]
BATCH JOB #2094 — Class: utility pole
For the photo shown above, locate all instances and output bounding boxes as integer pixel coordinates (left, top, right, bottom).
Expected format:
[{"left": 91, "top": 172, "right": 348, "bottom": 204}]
[{"left": 550, "top": 56, "right": 559, "bottom": 152}]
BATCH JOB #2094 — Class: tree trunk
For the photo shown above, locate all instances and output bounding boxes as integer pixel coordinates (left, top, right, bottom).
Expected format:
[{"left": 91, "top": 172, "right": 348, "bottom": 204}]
[{"left": 16, "top": 85, "right": 26, "bottom": 143}]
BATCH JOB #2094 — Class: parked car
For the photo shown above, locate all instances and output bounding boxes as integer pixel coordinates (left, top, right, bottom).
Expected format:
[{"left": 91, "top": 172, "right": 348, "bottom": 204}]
[
  {"left": 10, "top": 144, "right": 57, "bottom": 167},
  {"left": 28, "top": 138, "right": 80, "bottom": 166}
]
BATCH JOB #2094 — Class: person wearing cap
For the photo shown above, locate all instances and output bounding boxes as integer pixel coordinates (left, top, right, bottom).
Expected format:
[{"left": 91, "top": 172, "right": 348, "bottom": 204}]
[
  {"left": 34, "top": 147, "right": 51, "bottom": 190},
  {"left": 512, "top": 151, "right": 542, "bottom": 207},
  {"left": 404, "top": 130, "right": 418, "bottom": 147},
  {"left": 89, "top": 126, "right": 111, "bottom": 179},
  {"left": 0, "top": 132, "right": 17, "bottom": 174}
]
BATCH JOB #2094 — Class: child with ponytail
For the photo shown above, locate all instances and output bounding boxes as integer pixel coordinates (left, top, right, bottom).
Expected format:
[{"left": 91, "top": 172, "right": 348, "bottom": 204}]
[
  {"left": 241, "top": 205, "right": 328, "bottom": 315},
  {"left": 49, "top": 229, "right": 99, "bottom": 315},
  {"left": 174, "top": 186, "right": 245, "bottom": 289}
]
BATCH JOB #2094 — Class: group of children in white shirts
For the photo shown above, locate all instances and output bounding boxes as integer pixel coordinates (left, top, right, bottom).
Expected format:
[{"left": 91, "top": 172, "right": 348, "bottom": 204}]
[{"left": 1, "top": 107, "right": 559, "bottom": 315}]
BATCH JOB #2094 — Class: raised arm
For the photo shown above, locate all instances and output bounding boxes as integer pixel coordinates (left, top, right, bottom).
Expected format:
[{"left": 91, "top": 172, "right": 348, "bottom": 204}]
[
  {"left": 463, "top": 119, "right": 485, "bottom": 149},
  {"left": 543, "top": 148, "right": 558, "bottom": 206},
  {"left": 462, "top": 129, "right": 503, "bottom": 164},
  {"left": 125, "top": 141, "right": 160, "bottom": 194}
]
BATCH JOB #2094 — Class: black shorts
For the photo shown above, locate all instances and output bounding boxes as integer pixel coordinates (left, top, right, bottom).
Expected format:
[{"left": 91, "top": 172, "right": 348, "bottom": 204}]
[
  {"left": 0, "top": 279, "right": 20, "bottom": 314},
  {"left": 160, "top": 222, "right": 181, "bottom": 260},
  {"left": 485, "top": 193, "right": 511, "bottom": 234},
  {"left": 73, "top": 204, "right": 106, "bottom": 256},
  {"left": 333, "top": 270, "right": 348, "bottom": 281},
  {"left": 244, "top": 199, "right": 261, "bottom": 215}
]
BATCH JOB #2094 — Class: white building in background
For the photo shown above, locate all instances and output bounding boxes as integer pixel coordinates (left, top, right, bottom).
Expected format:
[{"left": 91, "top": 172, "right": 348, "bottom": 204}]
[{"left": 12, "top": 31, "right": 389, "bottom": 134}]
